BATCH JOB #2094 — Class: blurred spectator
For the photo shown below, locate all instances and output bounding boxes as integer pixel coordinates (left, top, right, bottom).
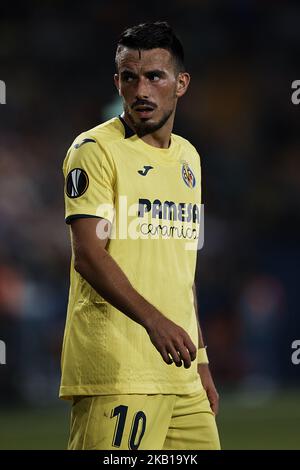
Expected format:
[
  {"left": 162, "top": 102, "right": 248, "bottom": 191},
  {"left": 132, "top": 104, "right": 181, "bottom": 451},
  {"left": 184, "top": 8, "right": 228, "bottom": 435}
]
[{"left": 239, "top": 275, "right": 285, "bottom": 390}]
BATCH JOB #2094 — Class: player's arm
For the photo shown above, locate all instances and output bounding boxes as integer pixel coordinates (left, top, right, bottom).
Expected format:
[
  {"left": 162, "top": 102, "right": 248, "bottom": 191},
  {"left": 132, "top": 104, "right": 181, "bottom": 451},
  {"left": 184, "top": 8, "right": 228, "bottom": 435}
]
[
  {"left": 193, "top": 282, "right": 219, "bottom": 415},
  {"left": 71, "top": 216, "right": 197, "bottom": 369}
]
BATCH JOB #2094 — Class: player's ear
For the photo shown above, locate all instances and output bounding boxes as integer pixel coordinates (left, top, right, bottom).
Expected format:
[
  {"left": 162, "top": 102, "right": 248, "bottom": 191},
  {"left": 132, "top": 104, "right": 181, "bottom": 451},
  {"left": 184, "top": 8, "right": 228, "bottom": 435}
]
[
  {"left": 114, "top": 74, "right": 121, "bottom": 96},
  {"left": 176, "top": 72, "right": 190, "bottom": 98}
]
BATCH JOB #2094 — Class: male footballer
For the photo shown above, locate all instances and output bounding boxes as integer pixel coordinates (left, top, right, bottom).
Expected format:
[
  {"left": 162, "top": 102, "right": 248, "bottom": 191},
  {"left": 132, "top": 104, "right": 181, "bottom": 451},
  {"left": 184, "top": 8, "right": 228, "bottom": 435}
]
[{"left": 60, "top": 21, "right": 220, "bottom": 450}]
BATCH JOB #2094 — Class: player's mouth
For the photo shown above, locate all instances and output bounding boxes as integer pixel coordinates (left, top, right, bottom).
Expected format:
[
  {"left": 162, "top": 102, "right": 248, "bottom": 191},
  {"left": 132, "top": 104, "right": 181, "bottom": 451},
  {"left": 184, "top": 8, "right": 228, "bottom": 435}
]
[{"left": 133, "top": 105, "right": 155, "bottom": 119}]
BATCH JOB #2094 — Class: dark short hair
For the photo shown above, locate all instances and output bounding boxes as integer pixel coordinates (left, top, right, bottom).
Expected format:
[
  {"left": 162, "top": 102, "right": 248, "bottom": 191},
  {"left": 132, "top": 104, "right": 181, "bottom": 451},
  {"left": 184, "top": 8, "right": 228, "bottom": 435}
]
[{"left": 115, "top": 21, "right": 185, "bottom": 73}]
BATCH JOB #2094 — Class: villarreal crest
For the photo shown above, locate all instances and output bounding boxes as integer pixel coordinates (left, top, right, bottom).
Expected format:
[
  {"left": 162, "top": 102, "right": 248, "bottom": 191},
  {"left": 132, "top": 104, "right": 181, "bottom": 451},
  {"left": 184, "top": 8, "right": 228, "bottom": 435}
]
[{"left": 181, "top": 162, "right": 196, "bottom": 188}]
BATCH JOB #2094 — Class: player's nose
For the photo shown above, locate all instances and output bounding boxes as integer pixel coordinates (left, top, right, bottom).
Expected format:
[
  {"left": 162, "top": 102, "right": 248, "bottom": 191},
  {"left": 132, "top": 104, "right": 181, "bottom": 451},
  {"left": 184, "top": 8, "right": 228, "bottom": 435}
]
[{"left": 135, "top": 77, "right": 150, "bottom": 99}]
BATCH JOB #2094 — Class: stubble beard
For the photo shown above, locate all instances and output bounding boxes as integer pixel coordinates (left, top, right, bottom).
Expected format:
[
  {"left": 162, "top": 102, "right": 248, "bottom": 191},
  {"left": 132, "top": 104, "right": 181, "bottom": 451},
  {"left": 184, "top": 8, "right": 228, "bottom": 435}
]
[{"left": 126, "top": 105, "right": 174, "bottom": 137}]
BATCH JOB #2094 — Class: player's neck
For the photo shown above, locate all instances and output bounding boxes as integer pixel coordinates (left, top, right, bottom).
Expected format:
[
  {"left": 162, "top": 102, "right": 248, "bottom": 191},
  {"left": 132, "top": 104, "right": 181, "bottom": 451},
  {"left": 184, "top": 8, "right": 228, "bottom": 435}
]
[{"left": 140, "top": 126, "right": 172, "bottom": 149}]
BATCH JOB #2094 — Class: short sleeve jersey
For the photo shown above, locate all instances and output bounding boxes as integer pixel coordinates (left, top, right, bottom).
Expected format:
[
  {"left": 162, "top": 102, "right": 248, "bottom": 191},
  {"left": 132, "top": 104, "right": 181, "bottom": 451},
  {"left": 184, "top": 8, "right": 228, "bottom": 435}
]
[{"left": 60, "top": 116, "right": 203, "bottom": 399}]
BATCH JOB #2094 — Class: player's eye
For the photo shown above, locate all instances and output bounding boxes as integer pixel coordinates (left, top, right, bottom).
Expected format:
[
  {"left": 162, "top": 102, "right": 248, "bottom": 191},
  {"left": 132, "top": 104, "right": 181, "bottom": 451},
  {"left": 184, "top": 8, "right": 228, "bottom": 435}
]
[
  {"left": 148, "top": 73, "right": 160, "bottom": 82},
  {"left": 122, "top": 73, "right": 136, "bottom": 83}
]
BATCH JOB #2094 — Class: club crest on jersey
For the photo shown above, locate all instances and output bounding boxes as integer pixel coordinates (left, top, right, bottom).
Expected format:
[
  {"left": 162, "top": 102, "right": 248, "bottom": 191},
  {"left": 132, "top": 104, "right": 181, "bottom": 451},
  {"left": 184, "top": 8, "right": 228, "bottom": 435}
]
[
  {"left": 181, "top": 162, "right": 196, "bottom": 188},
  {"left": 66, "top": 168, "right": 89, "bottom": 198}
]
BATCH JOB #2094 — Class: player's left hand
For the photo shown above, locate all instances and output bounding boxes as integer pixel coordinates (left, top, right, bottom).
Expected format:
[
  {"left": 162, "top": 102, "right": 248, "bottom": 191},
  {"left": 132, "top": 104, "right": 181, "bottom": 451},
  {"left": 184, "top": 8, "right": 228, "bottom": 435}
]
[{"left": 197, "top": 364, "right": 219, "bottom": 415}]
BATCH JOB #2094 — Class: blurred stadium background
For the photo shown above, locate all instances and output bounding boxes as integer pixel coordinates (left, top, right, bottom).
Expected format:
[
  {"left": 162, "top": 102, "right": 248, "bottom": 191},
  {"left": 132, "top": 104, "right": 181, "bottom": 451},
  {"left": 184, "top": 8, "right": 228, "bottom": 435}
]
[{"left": 0, "top": 0, "right": 299, "bottom": 449}]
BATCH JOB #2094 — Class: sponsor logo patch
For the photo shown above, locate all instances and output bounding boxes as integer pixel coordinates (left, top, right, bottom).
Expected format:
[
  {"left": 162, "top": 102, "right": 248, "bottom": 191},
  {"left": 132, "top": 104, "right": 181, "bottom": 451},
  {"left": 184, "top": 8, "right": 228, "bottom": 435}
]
[
  {"left": 66, "top": 168, "right": 89, "bottom": 198},
  {"left": 138, "top": 165, "right": 154, "bottom": 176}
]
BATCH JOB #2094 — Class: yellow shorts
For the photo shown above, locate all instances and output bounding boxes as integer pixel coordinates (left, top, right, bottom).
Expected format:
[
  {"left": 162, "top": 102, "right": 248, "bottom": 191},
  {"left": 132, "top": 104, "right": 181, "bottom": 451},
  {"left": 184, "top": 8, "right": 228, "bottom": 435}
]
[{"left": 68, "top": 389, "right": 220, "bottom": 450}]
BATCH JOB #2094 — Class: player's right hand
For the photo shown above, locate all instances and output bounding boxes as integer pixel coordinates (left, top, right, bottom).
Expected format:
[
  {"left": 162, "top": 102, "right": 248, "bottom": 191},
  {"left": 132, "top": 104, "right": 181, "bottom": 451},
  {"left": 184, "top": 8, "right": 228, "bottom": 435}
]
[{"left": 145, "top": 313, "right": 197, "bottom": 368}]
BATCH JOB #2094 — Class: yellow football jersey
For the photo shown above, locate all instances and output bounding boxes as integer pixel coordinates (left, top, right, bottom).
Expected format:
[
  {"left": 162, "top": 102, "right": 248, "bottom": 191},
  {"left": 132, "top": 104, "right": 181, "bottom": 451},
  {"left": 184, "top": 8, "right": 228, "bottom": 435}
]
[{"left": 60, "top": 116, "right": 203, "bottom": 399}]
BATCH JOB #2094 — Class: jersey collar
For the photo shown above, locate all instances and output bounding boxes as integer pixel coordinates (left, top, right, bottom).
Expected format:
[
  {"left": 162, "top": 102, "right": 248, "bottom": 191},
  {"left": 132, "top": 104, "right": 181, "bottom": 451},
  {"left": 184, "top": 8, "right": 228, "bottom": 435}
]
[{"left": 118, "top": 115, "right": 135, "bottom": 139}]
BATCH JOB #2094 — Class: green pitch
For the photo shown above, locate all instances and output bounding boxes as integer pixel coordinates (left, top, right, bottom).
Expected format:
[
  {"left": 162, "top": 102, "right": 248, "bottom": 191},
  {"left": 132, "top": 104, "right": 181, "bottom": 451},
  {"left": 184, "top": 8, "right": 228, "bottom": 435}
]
[{"left": 0, "top": 390, "right": 299, "bottom": 449}]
